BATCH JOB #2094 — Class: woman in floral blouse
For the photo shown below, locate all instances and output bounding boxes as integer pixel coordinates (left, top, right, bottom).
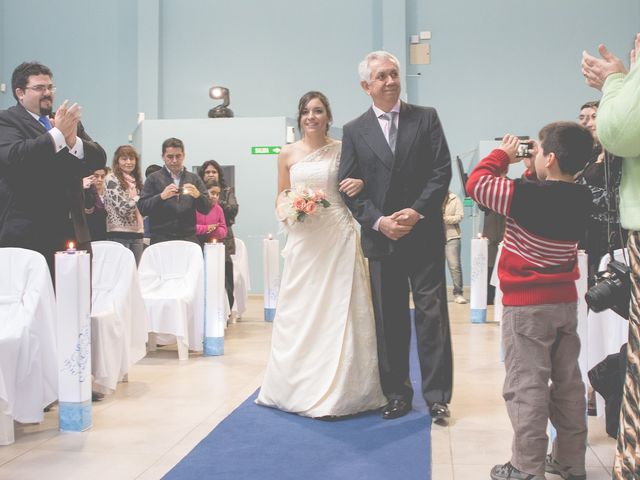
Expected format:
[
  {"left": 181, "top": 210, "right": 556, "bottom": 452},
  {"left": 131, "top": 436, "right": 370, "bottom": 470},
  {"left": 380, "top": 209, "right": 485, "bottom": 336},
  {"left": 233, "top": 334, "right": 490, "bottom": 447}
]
[{"left": 104, "top": 145, "right": 145, "bottom": 264}]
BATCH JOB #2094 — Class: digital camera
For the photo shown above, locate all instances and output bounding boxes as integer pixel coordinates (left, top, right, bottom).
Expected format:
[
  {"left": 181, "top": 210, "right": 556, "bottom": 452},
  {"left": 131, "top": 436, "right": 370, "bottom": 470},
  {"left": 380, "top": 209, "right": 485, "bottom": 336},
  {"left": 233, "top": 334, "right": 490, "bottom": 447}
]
[
  {"left": 516, "top": 141, "right": 533, "bottom": 158},
  {"left": 585, "top": 260, "right": 631, "bottom": 319}
]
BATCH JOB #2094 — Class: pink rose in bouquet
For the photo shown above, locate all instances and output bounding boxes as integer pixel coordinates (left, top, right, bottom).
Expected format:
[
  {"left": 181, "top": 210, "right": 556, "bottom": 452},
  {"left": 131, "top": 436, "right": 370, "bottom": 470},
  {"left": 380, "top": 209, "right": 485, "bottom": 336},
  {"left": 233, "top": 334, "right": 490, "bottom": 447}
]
[
  {"left": 303, "top": 201, "right": 317, "bottom": 215},
  {"left": 292, "top": 197, "right": 307, "bottom": 211},
  {"left": 276, "top": 184, "right": 331, "bottom": 225}
]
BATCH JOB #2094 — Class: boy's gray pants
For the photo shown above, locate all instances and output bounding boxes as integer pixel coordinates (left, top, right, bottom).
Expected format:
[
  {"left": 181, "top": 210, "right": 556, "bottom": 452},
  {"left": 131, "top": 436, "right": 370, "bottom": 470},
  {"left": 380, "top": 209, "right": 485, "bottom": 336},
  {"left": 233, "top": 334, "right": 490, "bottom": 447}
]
[{"left": 502, "top": 302, "right": 587, "bottom": 476}]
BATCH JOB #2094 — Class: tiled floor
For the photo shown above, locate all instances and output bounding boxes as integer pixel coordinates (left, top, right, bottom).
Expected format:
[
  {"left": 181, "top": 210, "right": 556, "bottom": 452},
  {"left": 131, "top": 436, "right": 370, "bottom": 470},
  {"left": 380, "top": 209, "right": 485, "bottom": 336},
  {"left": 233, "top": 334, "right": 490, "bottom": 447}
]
[{"left": 0, "top": 297, "right": 616, "bottom": 479}]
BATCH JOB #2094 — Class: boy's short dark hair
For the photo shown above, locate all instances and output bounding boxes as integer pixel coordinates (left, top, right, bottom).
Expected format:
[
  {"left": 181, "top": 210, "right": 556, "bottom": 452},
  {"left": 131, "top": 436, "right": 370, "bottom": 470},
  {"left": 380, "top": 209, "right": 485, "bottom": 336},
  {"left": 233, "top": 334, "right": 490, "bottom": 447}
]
[
  {"left": 538, "top": 121, "right": 594, "bottom": 175},
  {"left": 162, "top": 137, "right": 184, "bottom": 154},
  {"left": 145, "top": 164, "right": 162, "bottom": 178}
]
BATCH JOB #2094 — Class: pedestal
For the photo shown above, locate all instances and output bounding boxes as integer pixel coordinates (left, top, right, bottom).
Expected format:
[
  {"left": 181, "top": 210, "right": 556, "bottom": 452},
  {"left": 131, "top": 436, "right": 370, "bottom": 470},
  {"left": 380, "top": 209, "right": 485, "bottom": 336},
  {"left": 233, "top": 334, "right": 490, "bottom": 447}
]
[
  {"left": 470, "top": 237, "right": 488, "bottom": 323},
  {"left": 263, "top": 237, "right": 280, "bottom": 322},
  {"left": 204, "top": 243, "right": 226, "bottom": 356},
  {"left": 55, "top": 250, "right": 92, "bottom": 432}
]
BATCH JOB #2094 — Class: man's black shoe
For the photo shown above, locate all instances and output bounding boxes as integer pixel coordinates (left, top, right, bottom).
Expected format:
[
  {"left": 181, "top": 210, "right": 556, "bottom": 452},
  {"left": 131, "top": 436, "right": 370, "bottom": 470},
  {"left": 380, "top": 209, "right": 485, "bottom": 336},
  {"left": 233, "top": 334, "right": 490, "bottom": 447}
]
[
  {"left": 430, "top": 402, "right": 450, "bottom": 424},
  {"left": 92, "top": 391, "right": 105, "bottom": 402},
  {"left": 381, "top": 399, "right": 411, "bottom": 419}
]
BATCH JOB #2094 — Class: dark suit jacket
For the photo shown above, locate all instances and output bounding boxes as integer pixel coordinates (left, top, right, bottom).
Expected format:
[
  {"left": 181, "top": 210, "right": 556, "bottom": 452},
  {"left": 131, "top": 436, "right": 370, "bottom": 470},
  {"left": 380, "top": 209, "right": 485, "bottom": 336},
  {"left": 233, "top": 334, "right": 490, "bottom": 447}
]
[
  {"left": 0, "top": 103, "right": 107, "bottom": 253},
  {"left": 137, "top": 167, "right": 211, "bottom": 240},
  {"left": 339, "top": 102, "right": 452, "bottom": 259}
]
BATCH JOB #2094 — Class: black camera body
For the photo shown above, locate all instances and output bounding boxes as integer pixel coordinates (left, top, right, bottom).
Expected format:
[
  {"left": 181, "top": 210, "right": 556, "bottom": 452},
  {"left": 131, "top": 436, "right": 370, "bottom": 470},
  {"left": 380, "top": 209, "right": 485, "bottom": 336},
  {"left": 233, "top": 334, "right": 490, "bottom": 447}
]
[{"left": 585, "top": 260, "right": 631, "bottom": 319}]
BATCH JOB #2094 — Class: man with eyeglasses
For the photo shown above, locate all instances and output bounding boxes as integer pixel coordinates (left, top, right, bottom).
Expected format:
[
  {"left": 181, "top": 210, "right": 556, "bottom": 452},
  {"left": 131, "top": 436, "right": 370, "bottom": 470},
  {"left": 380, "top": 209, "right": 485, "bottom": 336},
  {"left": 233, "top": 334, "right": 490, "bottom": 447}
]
[{"left": 0, "top": 61, "right": 106, "bottom": 277}]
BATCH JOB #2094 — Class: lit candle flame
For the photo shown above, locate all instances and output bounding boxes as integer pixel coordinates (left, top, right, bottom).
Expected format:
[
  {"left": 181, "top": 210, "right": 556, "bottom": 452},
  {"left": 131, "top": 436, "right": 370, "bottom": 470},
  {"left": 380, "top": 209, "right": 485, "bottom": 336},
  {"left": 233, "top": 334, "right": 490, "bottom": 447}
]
[
  {"left": 212, "top": 238, "right": 217, "bottom": 244},
  {"left": 267, "top": 234, "right": 273, "bottom": 240},
  {"left": 67, "top": 241, "right": 75, "bottom": 250}
]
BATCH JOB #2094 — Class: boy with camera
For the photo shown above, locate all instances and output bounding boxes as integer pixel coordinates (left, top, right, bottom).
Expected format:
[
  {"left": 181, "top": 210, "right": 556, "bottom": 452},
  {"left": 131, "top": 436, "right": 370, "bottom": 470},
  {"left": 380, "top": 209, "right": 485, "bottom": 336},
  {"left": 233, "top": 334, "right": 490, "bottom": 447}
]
[{"left": 466, "top": 122, "right": 593, "bottom": 480}]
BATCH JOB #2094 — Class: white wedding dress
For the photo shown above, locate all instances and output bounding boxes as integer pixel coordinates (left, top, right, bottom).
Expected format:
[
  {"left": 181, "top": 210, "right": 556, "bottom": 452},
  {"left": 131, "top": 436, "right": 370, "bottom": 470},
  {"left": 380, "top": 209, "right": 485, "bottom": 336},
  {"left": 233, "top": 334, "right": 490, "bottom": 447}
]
[{"left": 256, "top": 141, "right": 386, "bottom": 417}]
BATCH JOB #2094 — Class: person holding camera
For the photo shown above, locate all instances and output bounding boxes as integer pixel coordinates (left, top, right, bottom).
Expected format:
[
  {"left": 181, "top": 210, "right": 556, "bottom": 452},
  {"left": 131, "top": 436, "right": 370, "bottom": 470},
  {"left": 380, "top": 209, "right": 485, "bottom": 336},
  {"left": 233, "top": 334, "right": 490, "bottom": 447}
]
[
  {"left": 583, "top": 33, "right": 640, "bottom": 480},
  {"left": 137, "top": 137, "right": 211, "bottom": 244},
  {"left": 575, "top": 100, "right": 627, "bottom": 287},
  {"left": 467, "top": 124, "right": 593, "bottom": 480}
]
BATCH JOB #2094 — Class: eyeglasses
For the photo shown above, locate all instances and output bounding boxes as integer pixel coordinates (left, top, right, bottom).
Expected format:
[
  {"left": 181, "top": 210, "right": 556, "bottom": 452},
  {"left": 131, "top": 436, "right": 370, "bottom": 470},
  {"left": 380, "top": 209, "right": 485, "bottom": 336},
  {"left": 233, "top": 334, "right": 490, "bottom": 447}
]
[{"left": 25, "top": 84, "right": 56, "bottom": 93}]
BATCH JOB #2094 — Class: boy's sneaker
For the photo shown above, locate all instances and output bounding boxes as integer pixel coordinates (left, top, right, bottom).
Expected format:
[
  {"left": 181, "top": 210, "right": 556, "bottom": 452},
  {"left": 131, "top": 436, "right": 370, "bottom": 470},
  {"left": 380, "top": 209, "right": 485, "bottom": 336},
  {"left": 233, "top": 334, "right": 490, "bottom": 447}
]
[
  {"left": 490, "top": 462, "right": 545, "bottom": 479},
  {"left": 545, "top": 454, "right": 586, "bottom": 480}
]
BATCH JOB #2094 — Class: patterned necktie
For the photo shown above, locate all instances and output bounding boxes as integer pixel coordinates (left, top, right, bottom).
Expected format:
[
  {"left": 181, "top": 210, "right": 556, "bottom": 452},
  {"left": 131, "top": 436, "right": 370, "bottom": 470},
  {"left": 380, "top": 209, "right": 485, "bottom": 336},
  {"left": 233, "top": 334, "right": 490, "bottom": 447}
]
[
  {"left": 381, "top": 112, "right": 397, "bottom": 153},
  {"left": 38, "top": 115, "right": 52, "bottom": 130}
]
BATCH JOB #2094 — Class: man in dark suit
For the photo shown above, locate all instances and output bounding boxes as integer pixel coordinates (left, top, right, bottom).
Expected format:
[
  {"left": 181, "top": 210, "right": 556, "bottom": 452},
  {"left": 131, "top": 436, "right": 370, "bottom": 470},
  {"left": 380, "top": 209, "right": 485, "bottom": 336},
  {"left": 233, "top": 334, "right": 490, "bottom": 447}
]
[
  {"left": 0, "top": 61, "right": 107, "bottom": 277},
  {"left": 339, "top": 51, "right": 453, "bottom": 422}
]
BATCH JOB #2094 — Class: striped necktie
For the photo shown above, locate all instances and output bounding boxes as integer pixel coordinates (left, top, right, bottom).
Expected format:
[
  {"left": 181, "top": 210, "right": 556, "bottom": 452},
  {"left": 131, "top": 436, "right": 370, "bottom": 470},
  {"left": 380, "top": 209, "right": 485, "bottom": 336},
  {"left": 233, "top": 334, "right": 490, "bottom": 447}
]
[{"left": 380, "top": 112, "right": 397, "bottom": 153}]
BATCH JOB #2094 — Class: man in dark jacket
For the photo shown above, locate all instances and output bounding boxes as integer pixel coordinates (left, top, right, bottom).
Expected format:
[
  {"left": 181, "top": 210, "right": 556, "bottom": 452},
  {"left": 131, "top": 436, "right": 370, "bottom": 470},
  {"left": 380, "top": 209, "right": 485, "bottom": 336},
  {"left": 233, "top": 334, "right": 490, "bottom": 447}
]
[
  {"left": 138, "top": 137, "right": 211, "bottom": 244},
  {"left": 0, "top": 61, "right": 106, "bottom": 275}
]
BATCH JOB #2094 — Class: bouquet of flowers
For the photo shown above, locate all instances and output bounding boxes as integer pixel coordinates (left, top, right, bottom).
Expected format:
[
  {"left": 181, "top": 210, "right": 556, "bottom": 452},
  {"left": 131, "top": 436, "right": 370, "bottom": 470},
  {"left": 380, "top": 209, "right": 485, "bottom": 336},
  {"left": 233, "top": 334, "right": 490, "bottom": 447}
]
[{"left": 276, "top": 185, "right": 330, "bottom": 225}]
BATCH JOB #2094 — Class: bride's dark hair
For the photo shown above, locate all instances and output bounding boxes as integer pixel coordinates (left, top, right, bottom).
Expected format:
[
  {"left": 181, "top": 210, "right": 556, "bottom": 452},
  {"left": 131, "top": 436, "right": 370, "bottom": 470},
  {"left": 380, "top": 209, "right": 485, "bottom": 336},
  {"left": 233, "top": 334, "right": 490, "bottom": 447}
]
[{"left": 297, "top": 91, "right": 333, "bottom": 134}]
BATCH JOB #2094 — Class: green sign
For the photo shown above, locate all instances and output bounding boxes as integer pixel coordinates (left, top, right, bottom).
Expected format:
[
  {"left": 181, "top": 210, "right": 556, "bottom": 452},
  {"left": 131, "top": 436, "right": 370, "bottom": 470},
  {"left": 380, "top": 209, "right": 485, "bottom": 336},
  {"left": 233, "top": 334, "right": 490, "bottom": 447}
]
[
  {"left": 463, "top": 197, "right": 474, "bottom": 207},
  {"left": 251, "top": 146, "right": 281, "bottom": 155}
]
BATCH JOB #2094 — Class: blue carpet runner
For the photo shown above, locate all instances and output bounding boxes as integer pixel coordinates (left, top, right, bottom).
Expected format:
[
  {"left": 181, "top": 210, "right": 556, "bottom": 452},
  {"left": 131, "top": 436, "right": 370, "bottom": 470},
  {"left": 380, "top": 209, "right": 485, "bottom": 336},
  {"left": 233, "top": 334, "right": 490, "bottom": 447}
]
[{"left": 163, "top": 328, "right": 431, "bottom": 480}]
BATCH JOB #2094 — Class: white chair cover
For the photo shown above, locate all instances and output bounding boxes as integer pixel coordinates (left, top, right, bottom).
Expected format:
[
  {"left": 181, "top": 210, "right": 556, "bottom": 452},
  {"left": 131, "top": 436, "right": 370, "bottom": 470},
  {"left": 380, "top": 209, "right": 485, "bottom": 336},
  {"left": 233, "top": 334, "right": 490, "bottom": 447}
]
[
  {"left": 586, "top": 248, "right": 629, "bottom": 417},
  {"left": 90, "top": 241, "right": 148, "bottom": 393},
  {"left": 0, "top": 248, "right": 57, "bottom": 424},
  {"left": 231, "top": 237, "right": 251, "bottom": 316},
  {"left": 139, "top": 241, "right": 205, "bottom": 352}
]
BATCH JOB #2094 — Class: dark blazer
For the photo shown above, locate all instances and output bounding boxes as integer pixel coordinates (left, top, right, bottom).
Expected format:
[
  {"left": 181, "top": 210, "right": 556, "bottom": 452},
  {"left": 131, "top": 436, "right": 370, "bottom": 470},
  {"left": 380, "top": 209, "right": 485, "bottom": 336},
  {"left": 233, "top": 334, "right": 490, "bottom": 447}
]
[
  {"left": 138, "top": 167, "right": 211, "bottom": 240},
  {"left": 0, "top": 103, "right": 106, "bottom": 253},
  {"left": 339, "top": 101, "right": 452, "bottom": 258}
]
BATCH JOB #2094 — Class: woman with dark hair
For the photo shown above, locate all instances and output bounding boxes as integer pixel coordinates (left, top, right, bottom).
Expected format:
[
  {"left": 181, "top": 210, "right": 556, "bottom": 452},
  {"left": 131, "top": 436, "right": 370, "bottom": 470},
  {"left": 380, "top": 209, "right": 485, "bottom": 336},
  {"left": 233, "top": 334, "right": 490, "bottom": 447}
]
[
  {"left": 256, "top": 91, "right": 385, "bottom": 418},
  {"left": 104, "top": 145, "right": 145, "bottom": 264},
  {"left": 199, "top": 159, "right": 239, "bottom": 310}
]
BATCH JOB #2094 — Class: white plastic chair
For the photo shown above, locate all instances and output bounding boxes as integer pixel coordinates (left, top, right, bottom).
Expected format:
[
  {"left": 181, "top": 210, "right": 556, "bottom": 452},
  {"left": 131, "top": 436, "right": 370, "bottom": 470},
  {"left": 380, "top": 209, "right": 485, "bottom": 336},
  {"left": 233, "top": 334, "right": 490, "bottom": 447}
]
[
  {"left": 0, "top": 248, "right": 57, "bottom": 445},
  {"left": 138, "top": 241, "right": 205, "bottom": 360},
  {"left": 231, "top": 237, "right": 251, "bottom": 318},
  {"left": 90, "top": 241, "right": 148, "bottom": 393}
]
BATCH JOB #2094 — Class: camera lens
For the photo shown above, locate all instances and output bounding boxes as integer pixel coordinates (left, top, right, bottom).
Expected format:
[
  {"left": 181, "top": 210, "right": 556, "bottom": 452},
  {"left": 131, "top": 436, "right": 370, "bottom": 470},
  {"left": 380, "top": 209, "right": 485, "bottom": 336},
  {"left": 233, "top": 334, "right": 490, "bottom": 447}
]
[{"left": 585, "top": 279, "right": 617, "bottom": 312}]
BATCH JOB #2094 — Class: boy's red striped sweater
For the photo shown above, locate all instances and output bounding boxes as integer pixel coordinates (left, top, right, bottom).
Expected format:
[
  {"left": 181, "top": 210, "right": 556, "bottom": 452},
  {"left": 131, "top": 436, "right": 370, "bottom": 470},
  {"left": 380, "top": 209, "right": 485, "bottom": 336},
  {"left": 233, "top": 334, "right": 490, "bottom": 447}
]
[{"left": 466, "top": 149, "right": 592, "bottom": 306}]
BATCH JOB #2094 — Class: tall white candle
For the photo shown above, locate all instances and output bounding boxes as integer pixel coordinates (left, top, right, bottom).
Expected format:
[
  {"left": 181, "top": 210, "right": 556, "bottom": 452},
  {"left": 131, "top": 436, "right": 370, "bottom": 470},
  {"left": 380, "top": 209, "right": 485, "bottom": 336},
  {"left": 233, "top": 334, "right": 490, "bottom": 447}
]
[
  {"left": 55, "top": 249, "right": 92, "bottom": 432},
  {"left": 204, "top": 242, "right": 226, "bottom": 355},
  {"left": 470, "top": 236, "right": 488, "bottom": 323},
  {"left": 263, "top": 235, "right": 280, "bottom": 322}
]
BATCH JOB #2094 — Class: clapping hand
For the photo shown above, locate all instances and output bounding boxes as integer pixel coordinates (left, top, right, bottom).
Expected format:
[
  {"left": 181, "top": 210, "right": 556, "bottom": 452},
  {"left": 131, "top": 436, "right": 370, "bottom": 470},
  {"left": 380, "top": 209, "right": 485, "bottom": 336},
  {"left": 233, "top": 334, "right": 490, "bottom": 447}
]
[
  {"left": 54, "top": 100, "right": 82, "bottom": 148},
  {"left": 582, "top": 44, "right": 627, "bottom": 91}
]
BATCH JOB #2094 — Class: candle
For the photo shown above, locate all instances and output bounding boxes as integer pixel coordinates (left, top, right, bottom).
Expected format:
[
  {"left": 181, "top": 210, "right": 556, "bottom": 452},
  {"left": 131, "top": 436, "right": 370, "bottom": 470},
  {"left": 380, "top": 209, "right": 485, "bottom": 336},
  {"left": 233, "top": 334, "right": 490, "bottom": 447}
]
[
  {"left": 66, "top": 241, "right": 77, "bottom": 254},
  {"left": 470, "top": 236, "right": 488, "bottom": 324},
  {"left": 263, "top": 235, "right": 280, "bottom": 322},
  {"left": 203, "top": 242, "right": 226, "bottom": 355},
  {"left": 55, "top": 249, "right": 92, "bottom": 431}
]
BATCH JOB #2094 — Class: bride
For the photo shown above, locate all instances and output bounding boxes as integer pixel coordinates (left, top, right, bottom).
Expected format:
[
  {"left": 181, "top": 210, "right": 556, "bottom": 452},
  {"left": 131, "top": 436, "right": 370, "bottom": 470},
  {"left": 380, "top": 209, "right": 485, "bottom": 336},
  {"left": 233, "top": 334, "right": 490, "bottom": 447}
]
[{"left": 256, "top": 91, "right": 386, "bottom": 418}]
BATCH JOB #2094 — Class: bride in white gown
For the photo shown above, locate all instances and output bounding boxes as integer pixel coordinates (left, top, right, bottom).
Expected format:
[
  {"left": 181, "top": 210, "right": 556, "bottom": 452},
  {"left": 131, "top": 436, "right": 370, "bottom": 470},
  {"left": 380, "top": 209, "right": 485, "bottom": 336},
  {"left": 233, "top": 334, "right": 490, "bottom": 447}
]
[{"left": 256, "top": 91, "right": 386, "bottom": 417}]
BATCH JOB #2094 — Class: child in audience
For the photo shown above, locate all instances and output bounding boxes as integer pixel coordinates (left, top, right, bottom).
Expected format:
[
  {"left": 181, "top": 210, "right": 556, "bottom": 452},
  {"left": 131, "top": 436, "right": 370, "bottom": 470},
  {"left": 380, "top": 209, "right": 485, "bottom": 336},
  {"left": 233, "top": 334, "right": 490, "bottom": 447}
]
[
  {"left": 196, "top": 179, "right": 227, "bottom": 244},
  {"left": 466, "top": 123, "right": 593, "bottom": 480}
]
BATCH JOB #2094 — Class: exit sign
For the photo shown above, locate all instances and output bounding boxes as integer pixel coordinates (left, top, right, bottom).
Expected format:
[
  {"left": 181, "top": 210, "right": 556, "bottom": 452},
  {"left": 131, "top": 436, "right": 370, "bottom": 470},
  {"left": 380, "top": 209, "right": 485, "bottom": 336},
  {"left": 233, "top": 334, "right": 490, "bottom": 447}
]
[{"left": 251, "top": 146, "right": 281, "bottom": 155}]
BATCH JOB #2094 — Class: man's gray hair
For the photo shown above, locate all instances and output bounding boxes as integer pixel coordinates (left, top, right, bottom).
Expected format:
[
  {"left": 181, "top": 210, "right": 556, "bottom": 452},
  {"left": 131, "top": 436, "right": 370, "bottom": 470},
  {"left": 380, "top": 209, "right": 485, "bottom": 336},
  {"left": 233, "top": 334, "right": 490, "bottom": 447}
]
[{"left": 358, "top": 51, "right": 401, "bottom": 83}]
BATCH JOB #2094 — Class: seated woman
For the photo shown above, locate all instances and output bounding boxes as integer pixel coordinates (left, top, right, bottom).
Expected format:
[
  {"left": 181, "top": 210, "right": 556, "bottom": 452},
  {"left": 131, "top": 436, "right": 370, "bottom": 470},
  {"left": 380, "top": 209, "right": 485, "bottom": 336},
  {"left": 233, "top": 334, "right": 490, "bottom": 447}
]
[{"left": 104, "top": 146, "right": 145, "bottom": 265}]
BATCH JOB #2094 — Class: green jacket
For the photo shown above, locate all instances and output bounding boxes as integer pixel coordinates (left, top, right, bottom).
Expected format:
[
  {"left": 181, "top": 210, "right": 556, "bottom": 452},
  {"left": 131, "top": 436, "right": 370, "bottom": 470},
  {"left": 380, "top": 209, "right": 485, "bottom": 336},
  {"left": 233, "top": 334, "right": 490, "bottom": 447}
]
[{"left": 597, "top": 51, "right": 640, "bottom": 230}]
